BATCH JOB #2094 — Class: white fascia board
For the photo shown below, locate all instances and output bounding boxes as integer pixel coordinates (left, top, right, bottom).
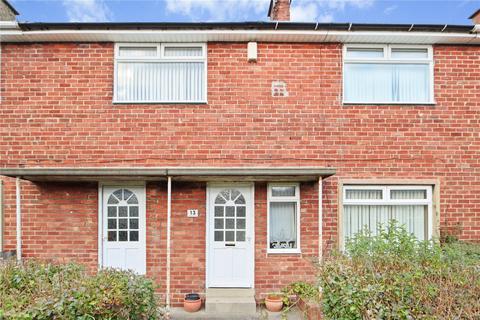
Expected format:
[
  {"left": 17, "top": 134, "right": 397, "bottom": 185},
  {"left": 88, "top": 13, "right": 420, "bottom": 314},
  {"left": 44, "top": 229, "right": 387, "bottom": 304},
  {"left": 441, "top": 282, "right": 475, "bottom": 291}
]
[
  {"left": 0, "top": 21, "right": 19, "bottom": 28},
  {"left": 0, "top": 21, "right": 20, "bottom": 32},
  {"left": 0, "top": 29, "right": 479, "bottom": 45}
]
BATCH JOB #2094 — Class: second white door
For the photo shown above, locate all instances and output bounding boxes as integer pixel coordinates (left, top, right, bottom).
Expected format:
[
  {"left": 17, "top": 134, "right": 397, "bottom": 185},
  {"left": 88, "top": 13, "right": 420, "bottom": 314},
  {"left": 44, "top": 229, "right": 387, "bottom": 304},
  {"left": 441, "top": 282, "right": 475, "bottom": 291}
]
[
  {"left": 102, "top": 185, "right": 146, "bottom": 274},
  {"left": 207, "top": 184, "right": 254, "bottom": 287}
]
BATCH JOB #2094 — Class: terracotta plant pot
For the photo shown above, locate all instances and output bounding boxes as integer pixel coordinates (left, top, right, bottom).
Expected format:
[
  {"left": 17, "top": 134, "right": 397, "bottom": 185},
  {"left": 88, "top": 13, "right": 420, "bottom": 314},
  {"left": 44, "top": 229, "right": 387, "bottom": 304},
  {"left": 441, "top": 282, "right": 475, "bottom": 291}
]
[
  {"left": 184, "top": 293, "right": 202, "bottom": 312},
  {"left": 265, "top": 295, "right": 284, "bottom": 312}
]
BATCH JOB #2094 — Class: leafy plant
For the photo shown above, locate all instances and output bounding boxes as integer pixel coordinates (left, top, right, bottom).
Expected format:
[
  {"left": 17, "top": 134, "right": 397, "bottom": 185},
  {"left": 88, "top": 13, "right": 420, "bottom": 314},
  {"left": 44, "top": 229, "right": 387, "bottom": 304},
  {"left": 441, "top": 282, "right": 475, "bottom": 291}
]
[
  {"left": 0, "top": 260, "right": 161, "bottom": 319},
  {"left": 280, "top": 281, "right": 320, "bottom": 319},
  {"left": 318, "top": 221, "right": 480, "bottom": 320}
]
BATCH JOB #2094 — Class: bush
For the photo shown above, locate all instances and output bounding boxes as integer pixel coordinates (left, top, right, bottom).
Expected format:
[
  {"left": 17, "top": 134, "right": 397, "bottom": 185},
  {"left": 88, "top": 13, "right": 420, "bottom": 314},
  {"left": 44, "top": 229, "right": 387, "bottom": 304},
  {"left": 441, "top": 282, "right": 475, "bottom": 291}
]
[
  {"left": 281, "top": 281, "right": 320, "bottom": 319},
  {"left": 318, "top": 221, "right": 480, "bottom": 320},
  {"left": 0, "top": 260, "right": 160, "bottom": 319}
]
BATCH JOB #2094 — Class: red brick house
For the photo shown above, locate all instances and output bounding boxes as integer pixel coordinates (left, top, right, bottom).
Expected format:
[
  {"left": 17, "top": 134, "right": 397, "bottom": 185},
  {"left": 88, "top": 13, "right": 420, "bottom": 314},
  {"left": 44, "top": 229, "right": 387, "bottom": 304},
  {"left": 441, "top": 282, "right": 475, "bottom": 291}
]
[{"left": 1, "top": 0, "right": 479, "bottom": 312}]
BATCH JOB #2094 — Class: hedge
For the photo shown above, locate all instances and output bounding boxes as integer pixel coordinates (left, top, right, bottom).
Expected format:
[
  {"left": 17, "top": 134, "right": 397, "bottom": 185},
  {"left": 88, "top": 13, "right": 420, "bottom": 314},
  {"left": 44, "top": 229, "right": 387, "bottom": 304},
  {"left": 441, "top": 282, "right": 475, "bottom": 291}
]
[
  {"left": 318, "top": 221, "right": 480, "bottom": 319},
  {"left": 0, "top": 261, "right": 160, "bottom": 319}
]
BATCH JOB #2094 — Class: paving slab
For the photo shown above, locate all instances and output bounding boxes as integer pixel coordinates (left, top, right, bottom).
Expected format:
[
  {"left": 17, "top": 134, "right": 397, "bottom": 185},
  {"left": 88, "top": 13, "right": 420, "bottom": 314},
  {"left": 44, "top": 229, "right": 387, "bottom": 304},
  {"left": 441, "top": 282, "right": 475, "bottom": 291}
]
[{"left": 169, "top": 307, "right": 303, "bottom": 320}]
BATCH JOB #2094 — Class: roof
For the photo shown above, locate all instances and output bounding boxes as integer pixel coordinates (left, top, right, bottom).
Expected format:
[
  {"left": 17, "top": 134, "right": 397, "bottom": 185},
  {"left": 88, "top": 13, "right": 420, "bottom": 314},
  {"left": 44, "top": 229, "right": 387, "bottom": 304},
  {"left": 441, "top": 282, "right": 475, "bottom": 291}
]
[
  {"left": 16, "top": 21, "right": 474, "bottom": 33},
  {"left": 0, "top": 167, "right": 336, "bottom": 182},
  {"left": 0, "top": 0, "right": 478, "bottom": 44},
  {"left": 2, "top": 0, "right": 19, "bottom": 15}
]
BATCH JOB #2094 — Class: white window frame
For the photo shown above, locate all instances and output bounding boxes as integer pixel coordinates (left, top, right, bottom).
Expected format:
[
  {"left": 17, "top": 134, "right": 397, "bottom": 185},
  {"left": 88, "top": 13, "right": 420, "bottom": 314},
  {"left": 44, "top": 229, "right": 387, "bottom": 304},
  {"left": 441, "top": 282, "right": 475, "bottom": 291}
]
[
  {"left": 113, "top": 43, "right": 207, "bottom": 104},
  {"left": 342, "top": 184, "right": 433, "bottom": 249},
  {"left": 342, "top": 44, "right": 435, "bottom": 105},
  {"left": 267, "top": 183, "right": 301, "bottom": 254}
]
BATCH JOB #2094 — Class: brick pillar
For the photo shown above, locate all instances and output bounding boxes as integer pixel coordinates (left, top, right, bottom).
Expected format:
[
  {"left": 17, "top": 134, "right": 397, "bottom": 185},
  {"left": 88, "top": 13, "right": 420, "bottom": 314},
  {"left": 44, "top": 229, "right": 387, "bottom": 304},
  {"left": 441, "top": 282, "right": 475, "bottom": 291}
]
[{"left": 268, "top": 0, "right": 291, "bottom": 21}]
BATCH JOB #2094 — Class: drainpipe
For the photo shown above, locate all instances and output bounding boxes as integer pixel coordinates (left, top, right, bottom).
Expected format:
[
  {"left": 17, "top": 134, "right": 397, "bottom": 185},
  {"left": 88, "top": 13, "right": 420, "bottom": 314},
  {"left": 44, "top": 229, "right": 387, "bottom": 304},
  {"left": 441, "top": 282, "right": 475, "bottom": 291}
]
[
  {"left": 16, "top": 177, "right": 21, "bottom": 262},
  {"left": 318, "top": 177, "right": 323, "bottom": 262},
  {"left": 166, "top": 176, "right": 172, "bottom": 307}
]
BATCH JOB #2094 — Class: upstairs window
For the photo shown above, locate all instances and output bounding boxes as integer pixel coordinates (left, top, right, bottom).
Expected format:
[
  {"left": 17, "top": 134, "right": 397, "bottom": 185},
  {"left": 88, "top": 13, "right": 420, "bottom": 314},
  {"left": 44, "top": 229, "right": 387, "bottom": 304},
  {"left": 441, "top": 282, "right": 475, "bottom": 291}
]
[
  {"left": 343, "top": 45, "right": 434, "bottom": 104},
  {"left": 114, "top": 43, "right": 206, "bottom": 103}
]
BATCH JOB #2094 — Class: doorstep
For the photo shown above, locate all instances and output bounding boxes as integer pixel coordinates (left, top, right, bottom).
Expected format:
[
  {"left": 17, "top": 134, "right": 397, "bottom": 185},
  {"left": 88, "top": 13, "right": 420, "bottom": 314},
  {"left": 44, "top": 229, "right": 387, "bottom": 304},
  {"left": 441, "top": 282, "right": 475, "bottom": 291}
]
[
  {"left": 169, "top": 307, "right": 303, "bottom": 320},
  {"left": 205, "top": 288, "right": 256, "bottom": 315}
]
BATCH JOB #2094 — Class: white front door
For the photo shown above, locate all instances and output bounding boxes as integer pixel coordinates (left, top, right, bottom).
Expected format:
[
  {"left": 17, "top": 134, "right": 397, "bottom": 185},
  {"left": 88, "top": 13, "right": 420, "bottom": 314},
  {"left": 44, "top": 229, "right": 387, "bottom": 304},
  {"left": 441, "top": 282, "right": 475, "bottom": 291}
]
[
  {"left": 207, "top": 184, "right": 254, "bottom": 287},
  {"left": 101, "top": 185, "right": 146, "bottom": 274}
]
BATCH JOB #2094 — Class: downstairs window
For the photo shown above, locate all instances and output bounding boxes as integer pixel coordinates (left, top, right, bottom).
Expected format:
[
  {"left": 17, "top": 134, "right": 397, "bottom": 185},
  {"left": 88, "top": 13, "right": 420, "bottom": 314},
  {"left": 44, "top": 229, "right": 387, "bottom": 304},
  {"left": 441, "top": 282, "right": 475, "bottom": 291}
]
[
  {"left": 268, "top": 183, "right": 301, "bottom": 254},
  {"left": 342, "top": 185, "right": 433, "bottom": 249}
]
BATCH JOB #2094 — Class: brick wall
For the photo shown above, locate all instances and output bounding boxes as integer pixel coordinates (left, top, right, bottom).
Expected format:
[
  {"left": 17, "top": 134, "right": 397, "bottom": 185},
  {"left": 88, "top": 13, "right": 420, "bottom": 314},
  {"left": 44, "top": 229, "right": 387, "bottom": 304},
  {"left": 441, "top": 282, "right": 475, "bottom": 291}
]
[
  {"left": 255, "top": 182, "right": 318, "bottom": 300},
  {"left": 1, "top": 177, "right": 98, "bottom": 267},
  {"left": 169, "top": 182, "right": 207, "bottom": 305},
  {"left": 1, "top": 42, "right": 479, "bottom": 304},
  {"left": 146, "top": 182, "right": 168, "bottom": 299}
]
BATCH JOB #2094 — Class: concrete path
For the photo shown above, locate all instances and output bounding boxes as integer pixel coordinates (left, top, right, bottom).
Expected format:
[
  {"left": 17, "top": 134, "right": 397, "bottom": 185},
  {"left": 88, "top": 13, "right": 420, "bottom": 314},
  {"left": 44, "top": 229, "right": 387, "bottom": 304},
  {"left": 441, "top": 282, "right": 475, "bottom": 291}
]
[{"left": 169, "top": 307, "right": 304, "bottom": 320}]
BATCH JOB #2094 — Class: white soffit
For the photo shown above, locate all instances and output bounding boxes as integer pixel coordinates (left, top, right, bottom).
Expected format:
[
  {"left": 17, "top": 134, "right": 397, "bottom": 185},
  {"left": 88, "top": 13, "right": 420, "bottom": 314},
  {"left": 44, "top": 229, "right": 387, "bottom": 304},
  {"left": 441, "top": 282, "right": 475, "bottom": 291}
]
[{"left": 1, "top": 30, "right": 479, "bottom": 45}]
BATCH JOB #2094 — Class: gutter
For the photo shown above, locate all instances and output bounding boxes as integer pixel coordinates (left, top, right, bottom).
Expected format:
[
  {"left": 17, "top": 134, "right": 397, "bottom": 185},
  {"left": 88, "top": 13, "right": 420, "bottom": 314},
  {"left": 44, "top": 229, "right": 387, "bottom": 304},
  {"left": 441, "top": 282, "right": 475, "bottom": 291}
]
[
  {"left": 0, "top": 21, "right": 477, "bottom": 44},
  {"left": 2, "top": 29, "right": 478, "bottom": 45}
]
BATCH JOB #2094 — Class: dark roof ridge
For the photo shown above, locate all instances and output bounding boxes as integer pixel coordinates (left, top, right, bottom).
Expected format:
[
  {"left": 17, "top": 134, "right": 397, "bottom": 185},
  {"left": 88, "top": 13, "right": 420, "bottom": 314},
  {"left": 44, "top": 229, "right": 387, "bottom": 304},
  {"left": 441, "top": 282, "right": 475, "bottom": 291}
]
[
  {"left": 468, "top": 9, "right": 480, "bottom": 19},
  {"left": 2, "top": 0, "right": 19, "bottom": 15},
  {"left": 17, "top": 21, "right": 475, "bottom": 34}
]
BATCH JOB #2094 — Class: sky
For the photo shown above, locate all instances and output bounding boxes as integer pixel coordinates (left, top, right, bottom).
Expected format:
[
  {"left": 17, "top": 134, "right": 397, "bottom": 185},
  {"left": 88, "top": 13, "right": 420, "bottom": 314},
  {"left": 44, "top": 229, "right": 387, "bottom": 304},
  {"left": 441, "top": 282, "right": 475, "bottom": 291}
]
[{"left": 8, "top": 0, "right": 480, "bottom": 25}]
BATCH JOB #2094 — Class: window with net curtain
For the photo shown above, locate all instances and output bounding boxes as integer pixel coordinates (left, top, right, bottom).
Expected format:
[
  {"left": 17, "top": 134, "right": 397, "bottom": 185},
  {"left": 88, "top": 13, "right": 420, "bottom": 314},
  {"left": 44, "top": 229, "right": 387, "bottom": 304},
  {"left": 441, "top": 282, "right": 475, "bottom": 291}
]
[
  {"left": 115, "top": 44, "right": 206, "bottom": 103},
  {"left": 342, "top": 185, "right": 433, "bottom": 249},
  {"left": 268, "top": 184, "right": 300, "bottom": 253},
  {"left": 343, "top": 46, "right": 433, "bottom": 104}
]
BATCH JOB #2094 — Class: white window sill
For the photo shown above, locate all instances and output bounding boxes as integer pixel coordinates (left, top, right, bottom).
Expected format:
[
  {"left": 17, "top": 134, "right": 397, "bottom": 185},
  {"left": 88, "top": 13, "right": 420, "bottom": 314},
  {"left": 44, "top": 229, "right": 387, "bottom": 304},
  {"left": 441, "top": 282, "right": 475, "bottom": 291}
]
[
  {"left": 113, "top": 100, "right": 208, "bottom": 105},
  {"left": 342, "top": 101, "right": 436, "bottom": 106},
  {"left": 267, "top": 249, "right": 301, "bottom": 255}
]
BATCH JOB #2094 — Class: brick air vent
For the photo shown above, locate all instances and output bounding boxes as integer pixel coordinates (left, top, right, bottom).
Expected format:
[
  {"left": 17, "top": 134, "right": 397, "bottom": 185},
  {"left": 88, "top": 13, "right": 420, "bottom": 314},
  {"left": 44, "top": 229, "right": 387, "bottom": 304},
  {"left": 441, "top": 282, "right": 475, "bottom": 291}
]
[{"left": 271, "top": 81, "right": 289, "bottom": 97}]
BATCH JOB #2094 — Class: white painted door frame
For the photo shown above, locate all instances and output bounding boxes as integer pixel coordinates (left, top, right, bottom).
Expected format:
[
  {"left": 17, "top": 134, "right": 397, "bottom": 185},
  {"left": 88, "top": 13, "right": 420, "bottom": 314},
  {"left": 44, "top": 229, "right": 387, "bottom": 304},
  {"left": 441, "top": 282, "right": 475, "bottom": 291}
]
[
  {"left": 98, "top": 182, "right": 146, "bottom": 274},
  {"left": 206, "top": 182, "right": 255, "bottom": 288}
]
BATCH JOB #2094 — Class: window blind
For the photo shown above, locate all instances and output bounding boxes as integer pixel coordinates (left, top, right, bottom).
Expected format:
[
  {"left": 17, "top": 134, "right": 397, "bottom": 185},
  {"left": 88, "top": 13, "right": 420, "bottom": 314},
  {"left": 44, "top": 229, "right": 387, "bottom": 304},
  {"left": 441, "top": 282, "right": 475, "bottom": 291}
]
[{"left": 115, "top": 44, "right": 206, "bottom": 103}]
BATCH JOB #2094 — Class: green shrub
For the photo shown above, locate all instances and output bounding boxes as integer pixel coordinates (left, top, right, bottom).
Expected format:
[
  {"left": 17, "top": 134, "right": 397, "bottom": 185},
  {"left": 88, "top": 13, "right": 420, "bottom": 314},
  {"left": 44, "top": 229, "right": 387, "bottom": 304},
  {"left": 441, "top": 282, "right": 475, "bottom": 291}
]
[
  {"left": 281, "top": 281, "right": 320, "bottom": 318},
  {"left": 282, "top": 281, "right": 320, "bottom": 304},
  {"left": 318, "top": 221, "right": 480, "bottom": 320},
  {"left": 0, "top": 260, "right": 160, "bottom": 319}
]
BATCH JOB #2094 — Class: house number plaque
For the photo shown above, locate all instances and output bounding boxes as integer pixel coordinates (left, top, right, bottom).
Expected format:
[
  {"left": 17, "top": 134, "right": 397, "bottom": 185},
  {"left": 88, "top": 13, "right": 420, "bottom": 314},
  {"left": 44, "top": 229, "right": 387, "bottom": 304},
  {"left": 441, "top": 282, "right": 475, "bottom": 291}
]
[{"left": 187, "top": 209, "right": 199, "bottom": 218}]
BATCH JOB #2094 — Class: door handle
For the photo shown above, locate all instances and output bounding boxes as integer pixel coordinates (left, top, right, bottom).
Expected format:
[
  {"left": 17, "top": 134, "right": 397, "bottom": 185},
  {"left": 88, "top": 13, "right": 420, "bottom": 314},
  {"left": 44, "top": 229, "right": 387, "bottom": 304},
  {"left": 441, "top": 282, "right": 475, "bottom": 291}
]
[{"left": 225, "top": 243, "right": 236, "bottom": 247}]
